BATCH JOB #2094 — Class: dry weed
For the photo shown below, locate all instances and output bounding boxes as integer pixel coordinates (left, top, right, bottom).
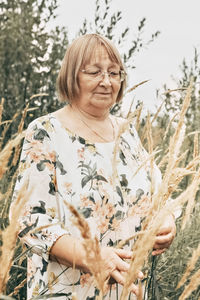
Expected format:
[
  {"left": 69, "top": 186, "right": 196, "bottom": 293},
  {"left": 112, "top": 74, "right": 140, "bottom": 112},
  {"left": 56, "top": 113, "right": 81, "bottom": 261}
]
[{"left": 0, "top": 182, "right": 31, "bottom": 293}]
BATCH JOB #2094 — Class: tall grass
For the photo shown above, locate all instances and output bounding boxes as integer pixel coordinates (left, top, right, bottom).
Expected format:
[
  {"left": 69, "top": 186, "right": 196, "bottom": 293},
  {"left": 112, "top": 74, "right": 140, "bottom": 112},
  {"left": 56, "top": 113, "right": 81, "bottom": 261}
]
[{"left": 0, "top": 82, "right": 200, "bottom": 300}]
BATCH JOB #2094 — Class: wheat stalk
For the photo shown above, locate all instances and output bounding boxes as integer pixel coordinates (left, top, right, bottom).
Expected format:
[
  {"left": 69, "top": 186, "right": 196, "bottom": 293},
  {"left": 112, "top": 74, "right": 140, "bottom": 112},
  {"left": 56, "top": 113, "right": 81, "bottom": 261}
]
[
  {"left": 0, "top": 182, "right": 31, "bottom": 293},
  {"left": 64, "top": 201, "right": 107, "bottom": 296}
]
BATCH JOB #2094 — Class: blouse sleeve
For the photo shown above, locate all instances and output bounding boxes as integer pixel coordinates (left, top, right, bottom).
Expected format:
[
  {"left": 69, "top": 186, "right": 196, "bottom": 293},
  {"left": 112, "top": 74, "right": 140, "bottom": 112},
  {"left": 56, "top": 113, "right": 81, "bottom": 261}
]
[{"left": 12, "top": 118, "right": 68, "bottom": 262}]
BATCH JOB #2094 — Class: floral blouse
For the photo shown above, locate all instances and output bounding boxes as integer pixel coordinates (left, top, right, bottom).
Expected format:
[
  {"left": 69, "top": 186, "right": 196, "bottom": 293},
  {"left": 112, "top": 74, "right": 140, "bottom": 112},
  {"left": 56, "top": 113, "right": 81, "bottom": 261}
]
[{"left": 13, "top": 114, "right": 161, "bottom": 300}]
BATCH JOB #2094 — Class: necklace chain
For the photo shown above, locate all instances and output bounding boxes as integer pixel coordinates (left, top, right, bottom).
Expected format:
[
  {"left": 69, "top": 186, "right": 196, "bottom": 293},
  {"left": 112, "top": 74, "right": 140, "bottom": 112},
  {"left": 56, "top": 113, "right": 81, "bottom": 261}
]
[{"left": 72, "top": 106, "right": 115, "bottom": 143}]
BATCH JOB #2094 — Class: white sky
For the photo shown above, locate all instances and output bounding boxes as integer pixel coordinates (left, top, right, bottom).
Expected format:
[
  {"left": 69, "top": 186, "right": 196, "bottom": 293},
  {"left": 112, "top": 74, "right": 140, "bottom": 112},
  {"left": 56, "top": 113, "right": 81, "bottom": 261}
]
[{"left": 50, "top": 0, "right": 200, "bottom": 111}]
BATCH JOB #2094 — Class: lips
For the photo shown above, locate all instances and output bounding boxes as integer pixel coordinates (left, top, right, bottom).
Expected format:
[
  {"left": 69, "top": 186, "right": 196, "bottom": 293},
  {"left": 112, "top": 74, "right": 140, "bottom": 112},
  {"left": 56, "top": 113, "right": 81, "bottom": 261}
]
[{"left": 94, "top": 92, "right": 111, "bottom": 95}]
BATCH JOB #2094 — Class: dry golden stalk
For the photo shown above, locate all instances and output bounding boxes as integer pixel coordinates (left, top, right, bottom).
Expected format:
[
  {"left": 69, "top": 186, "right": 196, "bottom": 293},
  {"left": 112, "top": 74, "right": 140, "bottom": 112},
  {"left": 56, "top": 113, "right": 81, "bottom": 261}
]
[
  {"left": 17, "top": 103, "right": 29, "bottom": 135},
  {"left": 193, "top": 132, "right": 199, "bottom": 160},
  {"left": 0, "top": 132, "right": 24, "bottom": 179},
  {"left": 12, "top": 104, "right": 29, "bottom": 166},
  {"left": 155, "top": 84, "right": 192, "bottom": 204},
  {"left": 0, "top": 171, "right": 18, "bottom": 221},
  {"left": 30, "top": 93, "right": 48, "bottom": 100},
  {"left": 163, "top": 112, "right": 179, "bottom": 141},
  {"left": 72, "top": 292, "right": 78, "bottom": 300},
  {"left": 181, "top": 168, "right": 200, "bottom": 230},
  {"left": 177, "top": 243, "right": 200, "bottom": 290},
  {"left": 126, "top": 80, "right": 150, "bottom": 94},
  {"left": 120, "top": 84, "right": 195, "bottom": 299},
  {"left": 179, "top": 268, "right": 200, "bottom": 300},
  {"left": 0, "top": 122, "right": 10, "bottom": 150},
  {"left": 163, "top": 87, "right": 187, "bottom": 94},
  {"left": 185, "top": 155, "right": 200, "bottom": 171},
  {"left": 116, "top": 231, "right": 146, "bottom": 249},
  {"left": 0, "top": 182, "right": 30, "bottom": 293},
  {"left": 112, "top": 114, "right": 133, "bottom": 197},
  {"left": 131, "top": 149, "right": 161, "bottom": 180},
  {"left": 64, "top": 201, "right": 107, "bottom": 296},
  {"left": 120, "top": 207, "right": 171, "bottom": 299},
  {"left": 137, "top": 281, "right": 143, "bottom": 300},
  {"left": 146, "top": 113, "right": 155, "bottom": 196},
  {"left": 122, "top": 98, "right": 136, "bottom": 120},
  {"left": 164, "top": 166, "right": 200, "bottom": 218},
  {"left": 0, "top": 97, "right": 5, "bottom": 124},
  {"left": 168, "top": 82, "right": 192, "bottom": 160},
  {"left": 135, "top": 103, "right": 143, "bottom": 131},
  {"left": 9, "top": 278, "right": 27, "bottom": 297},
  {"left": 151, "top": 98, "right": 165, "bottom": 125}
]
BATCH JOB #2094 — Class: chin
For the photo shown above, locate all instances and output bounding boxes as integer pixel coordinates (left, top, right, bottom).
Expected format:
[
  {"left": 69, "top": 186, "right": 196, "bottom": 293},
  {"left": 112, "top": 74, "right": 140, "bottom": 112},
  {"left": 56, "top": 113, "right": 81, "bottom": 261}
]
[{"left": 93, "top": 99, "right": 114, "bottom": 109}]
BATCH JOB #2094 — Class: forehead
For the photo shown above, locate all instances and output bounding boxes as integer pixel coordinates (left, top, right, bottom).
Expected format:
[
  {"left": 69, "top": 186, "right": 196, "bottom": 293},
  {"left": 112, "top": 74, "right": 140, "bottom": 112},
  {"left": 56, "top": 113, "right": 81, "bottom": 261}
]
[{"left": 83, "top": 45, "right": 119, "bottom": 67}]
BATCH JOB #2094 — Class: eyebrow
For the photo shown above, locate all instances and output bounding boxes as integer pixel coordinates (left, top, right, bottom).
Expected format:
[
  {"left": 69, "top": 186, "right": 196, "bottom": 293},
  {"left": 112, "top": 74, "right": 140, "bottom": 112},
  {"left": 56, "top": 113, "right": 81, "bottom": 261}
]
[{"left": 85, "top": 62, "right": 120, "bottom": 69}]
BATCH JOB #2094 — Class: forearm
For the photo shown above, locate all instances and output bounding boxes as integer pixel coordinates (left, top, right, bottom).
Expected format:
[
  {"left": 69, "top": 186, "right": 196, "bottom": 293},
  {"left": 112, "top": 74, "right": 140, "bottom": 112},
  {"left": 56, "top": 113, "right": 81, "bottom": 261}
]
[{"left": 50, "top": 234, "right": 89, "bottom": 272}]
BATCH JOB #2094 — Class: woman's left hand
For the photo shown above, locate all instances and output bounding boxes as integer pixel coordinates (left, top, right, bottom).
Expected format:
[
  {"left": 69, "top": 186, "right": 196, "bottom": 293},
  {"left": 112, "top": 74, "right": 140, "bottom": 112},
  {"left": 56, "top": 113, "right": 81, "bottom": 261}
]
[{"left": 152, "top": 213, "right": 176, "bottom": 256}]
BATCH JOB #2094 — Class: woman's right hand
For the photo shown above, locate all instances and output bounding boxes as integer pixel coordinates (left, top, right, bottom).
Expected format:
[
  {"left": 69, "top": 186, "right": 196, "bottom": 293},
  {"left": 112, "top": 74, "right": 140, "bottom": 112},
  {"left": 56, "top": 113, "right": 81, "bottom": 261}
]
[
  {"left": 50, "top": 235, "right": 143, "bottom": 296},
  {"left": 100, "top": 247, "right": 143, "bottom": 296}
]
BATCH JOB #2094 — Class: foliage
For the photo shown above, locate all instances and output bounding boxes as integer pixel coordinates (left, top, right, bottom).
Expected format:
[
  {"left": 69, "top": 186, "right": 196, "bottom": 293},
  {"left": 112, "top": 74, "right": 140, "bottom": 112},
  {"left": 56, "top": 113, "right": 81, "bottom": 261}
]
[
  {"left": 78, "top": 0, "right": 160, "bottom": 69},
  {"left": 0, "top": 0, "right": 68, "bottom": 144},
  {"left": 1, "top": 0, "right": 200, "bottom": 299},
  {"left": 146, "top": 208, "right": 200, "bottom": 300},
  {"left": 155, "top": 49, "right": 200, "bottom": 164}
]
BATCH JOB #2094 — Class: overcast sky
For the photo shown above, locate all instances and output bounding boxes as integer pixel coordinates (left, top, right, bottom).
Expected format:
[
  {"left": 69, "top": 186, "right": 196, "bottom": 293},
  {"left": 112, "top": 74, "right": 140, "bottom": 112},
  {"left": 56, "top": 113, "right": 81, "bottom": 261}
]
[{"left": 50, "top": 0, "right": 200, "bottom": 110}]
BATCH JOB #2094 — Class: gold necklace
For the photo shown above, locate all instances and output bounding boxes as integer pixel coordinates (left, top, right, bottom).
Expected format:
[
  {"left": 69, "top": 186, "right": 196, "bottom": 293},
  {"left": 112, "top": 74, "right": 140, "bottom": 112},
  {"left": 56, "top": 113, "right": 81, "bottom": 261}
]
[{"left": 72, "top": 106, "right": 115, "bottom": 143}]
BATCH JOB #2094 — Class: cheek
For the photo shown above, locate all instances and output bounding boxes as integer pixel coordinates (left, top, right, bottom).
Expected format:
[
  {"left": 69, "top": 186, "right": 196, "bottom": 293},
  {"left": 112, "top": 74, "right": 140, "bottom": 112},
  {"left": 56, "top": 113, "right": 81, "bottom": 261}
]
[{"left": 114, "top": 83, "right": 121, "bottom": 96}]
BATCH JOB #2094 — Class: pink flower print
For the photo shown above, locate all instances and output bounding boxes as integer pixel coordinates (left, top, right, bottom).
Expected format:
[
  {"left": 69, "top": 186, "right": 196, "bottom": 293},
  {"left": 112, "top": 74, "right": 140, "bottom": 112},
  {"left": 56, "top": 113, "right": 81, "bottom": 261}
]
[
  {"left": 98, "top": 168, "right": 105, "bottom": 176},
  {"left": 63, "top": 182, "right": 72, "bottom": 194},
  {"left": 45, "top": 151, "right": 56, "bottom": 163},
  {"left": 111, "top": 218, "right": 120, "bottom": 231},
  {"left": 128, "top": 194, "right": 152, "bottom": 218},
  {"left": 80, "top": 194, "right": 92, "bottom": 208},
  {"left": 98, "top": 218, "right": 109, "bottom": 234},
  {"left": 27, "top": 257, "right": 37, "bottom": 278},
  {"left": 80, "top": 273, "right": 92, "bottom": 288},
  {"left": 106, "top": 203, "right": 115, "bottom": 218},
  {"left": 77, "top": 148, "right": 85, "bottom": 160},
  {"left": 25, "top": 129, "right": 34, "bottom": 142},
  {"left": 45, "top": 162, "right": 54, "bottom": 172},
  {"left": 92, "top": 200, "right": 102, "bottom": 217},
  {"left": 25, "top": 140, "right": 44, "bottom": 163}
]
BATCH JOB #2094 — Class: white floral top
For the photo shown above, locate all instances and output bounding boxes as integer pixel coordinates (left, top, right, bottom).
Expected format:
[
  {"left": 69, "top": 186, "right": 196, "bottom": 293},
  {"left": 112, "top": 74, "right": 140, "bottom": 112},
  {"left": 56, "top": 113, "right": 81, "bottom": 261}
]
[{"left": 13, "top": 114, "right": 161, "bottom": 300}]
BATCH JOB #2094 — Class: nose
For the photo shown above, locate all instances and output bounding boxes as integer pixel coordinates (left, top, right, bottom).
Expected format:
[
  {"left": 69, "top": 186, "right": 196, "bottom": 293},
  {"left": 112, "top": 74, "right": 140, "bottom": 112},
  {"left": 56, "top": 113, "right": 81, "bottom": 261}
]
[{"left": 99, "top": 72, "right": 111, "bottom": 86}]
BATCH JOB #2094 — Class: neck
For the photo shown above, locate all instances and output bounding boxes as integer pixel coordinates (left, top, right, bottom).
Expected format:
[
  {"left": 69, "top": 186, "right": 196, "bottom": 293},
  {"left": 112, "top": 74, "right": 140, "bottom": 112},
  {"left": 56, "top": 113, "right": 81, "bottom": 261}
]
[{"left": 70, "top": 104, "right": 110, "bottom": 121}]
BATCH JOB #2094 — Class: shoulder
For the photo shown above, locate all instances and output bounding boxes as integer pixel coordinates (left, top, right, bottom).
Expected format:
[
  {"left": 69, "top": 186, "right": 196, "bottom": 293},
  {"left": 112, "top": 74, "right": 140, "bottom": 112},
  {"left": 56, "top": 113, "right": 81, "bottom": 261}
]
[
  {"left": 27, "top": 114, "right": 54, "bottom": 130},
  {"left": 25, "top": 114, "right": 58, "bottom": 144}
]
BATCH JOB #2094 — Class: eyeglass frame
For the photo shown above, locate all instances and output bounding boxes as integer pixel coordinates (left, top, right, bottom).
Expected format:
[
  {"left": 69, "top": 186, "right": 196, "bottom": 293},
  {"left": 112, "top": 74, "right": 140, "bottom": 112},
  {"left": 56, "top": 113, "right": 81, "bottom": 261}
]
[{"left": 80, "top": 68, "right": 126, "bottom": 82}]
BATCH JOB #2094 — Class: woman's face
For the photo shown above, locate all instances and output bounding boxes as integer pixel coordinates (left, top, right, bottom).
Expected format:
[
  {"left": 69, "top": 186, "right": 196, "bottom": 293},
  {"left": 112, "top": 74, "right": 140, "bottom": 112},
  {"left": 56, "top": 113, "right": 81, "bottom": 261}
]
[{"left": 75, "top": 46, "right": 121, "bottom": 115}]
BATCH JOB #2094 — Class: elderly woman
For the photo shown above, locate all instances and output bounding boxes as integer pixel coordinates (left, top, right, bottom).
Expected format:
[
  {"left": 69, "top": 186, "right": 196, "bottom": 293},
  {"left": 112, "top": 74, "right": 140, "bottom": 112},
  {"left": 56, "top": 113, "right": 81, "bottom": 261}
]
[{"left": 13, "top": 34, "right": 176, "bottom": 299}]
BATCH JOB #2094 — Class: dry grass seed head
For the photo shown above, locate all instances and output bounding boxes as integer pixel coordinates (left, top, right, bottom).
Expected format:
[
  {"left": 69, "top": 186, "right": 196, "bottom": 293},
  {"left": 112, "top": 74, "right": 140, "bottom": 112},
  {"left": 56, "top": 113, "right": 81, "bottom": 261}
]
[
  {"left": 0, "top": 133, "right": 24, "bottom": 179},
  {"left": 179, "top": 268, "right": 200, "bottom": 300},
  {"left": 181, "top": 168, "right": 200, "bottom": 230},
  {"left": 0, "top": 181, "right": 30, "bottom": 293},
  {"left": 0, "top": 98, "right": 5, "bottom": 124},
  {"left": 177, "top": 243, "right": 200, "bottom": 290},
  {"left": 64, "top": 201, "right": 108, "bottom": 295}
]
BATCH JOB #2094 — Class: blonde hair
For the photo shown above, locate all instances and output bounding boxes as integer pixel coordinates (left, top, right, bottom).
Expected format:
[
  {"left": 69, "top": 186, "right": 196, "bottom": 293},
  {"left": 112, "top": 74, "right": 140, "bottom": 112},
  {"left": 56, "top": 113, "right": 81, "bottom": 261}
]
[{"left": 57, "top": 33, "right": 127, "bottom": 103}]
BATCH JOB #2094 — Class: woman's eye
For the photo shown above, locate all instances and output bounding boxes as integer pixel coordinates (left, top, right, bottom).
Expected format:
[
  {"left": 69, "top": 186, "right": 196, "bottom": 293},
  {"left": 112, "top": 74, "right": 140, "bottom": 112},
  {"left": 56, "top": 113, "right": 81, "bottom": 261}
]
[
  {"left": 110, "top": 71, "right": 119, "bottom": 76},
  {"left": 88, "top": 70, "right": 101, "bottom": 75}
]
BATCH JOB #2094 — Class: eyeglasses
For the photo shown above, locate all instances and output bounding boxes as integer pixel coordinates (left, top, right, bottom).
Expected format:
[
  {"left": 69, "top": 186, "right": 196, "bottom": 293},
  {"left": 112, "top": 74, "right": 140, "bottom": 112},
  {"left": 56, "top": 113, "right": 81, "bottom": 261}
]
[{"left": 80, "top": 68, "right": 126, "bottom": 82}]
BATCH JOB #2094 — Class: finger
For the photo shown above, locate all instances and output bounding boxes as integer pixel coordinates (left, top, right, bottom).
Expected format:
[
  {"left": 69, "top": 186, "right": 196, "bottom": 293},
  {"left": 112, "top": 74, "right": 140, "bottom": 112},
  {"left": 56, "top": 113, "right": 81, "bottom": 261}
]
[
  {"left": 155, "top": 232, "right": 173, "bottom": 245},
  {"left": 111, "top": 270, "right": 139, "bottom": 295},
  {"left": 152, "top": 248, "right": 167, "bottom": 256},
  {"left": 115, "top": 257, "right": 130, "bottom": 272},
  {"left": 114, "top": 248, "right": 133, "bottom": 259},
  {"left": 137, "top": 270, "right": 144, "bottom": 280}
]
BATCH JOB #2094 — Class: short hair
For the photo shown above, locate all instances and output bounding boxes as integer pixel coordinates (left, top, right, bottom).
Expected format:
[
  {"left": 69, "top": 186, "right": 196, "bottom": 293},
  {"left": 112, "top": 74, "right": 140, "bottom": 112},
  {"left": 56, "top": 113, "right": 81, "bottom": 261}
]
[{"left": 57, "top": 33, "right": 127, "bottom": 103}]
